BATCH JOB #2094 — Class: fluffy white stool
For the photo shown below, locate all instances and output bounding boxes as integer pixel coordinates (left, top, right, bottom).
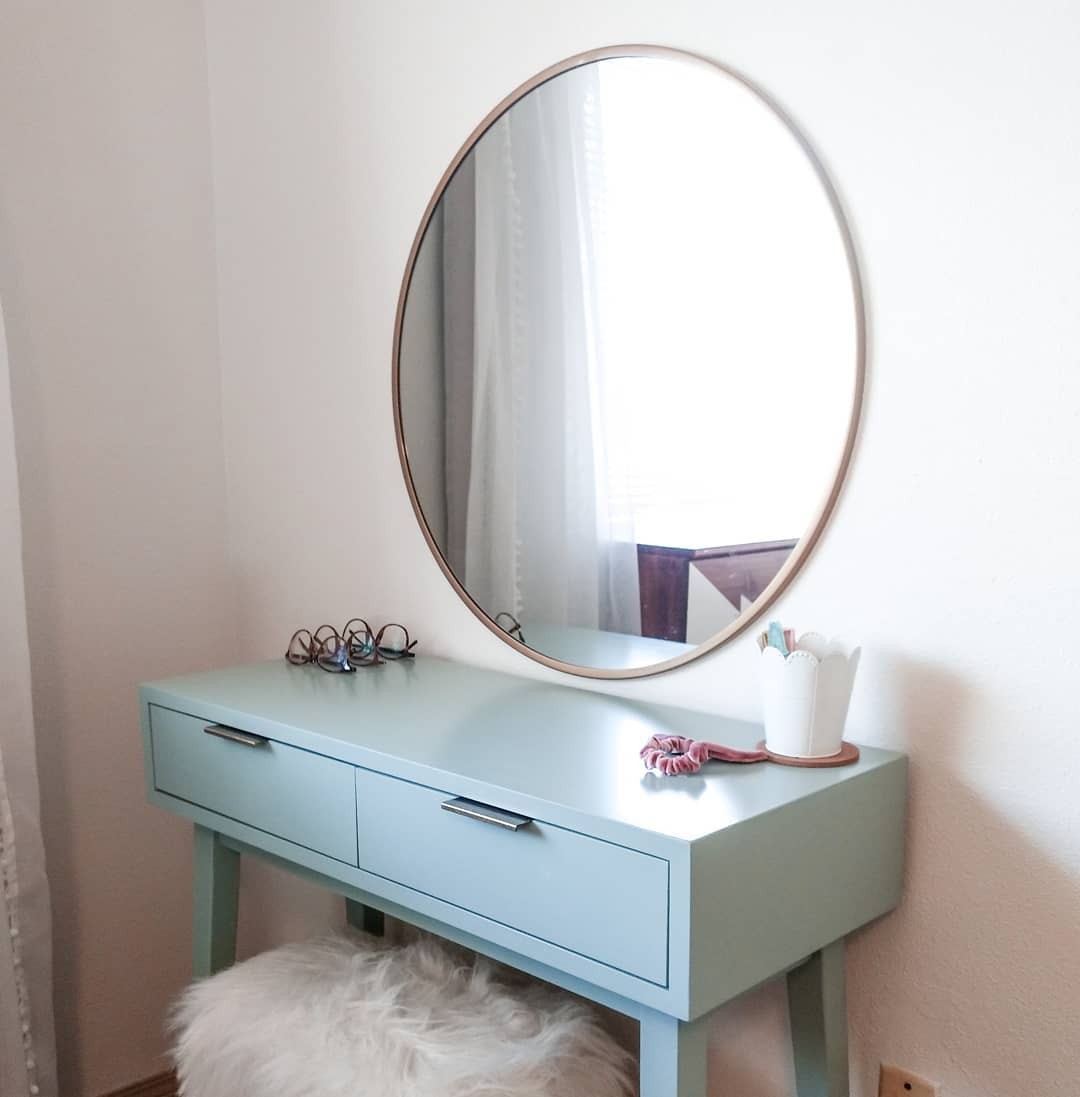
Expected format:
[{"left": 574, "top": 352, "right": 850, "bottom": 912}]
[{"left": 171, "top": 932, "right": 635, "bottom": 1097}]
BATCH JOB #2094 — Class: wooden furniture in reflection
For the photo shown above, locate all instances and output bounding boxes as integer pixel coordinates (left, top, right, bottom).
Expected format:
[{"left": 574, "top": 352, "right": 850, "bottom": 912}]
[{"left": 637, "top": 539, "right": 797, "bottom": 642}]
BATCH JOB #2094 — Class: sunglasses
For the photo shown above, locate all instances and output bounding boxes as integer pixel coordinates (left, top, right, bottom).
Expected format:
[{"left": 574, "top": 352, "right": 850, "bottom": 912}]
[
  {"left": 494, "top": 612, "right": 525, "bottom": 645},
  {"left": 286, "top": 619, "right": 416, "bottom": 673}
]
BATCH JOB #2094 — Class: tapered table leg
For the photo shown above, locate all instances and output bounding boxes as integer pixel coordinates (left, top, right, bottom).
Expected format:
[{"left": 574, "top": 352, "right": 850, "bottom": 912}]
[
  {"left": 345, "top": 897, "right": 385, "bottom": 937},
  {"left": 192, "top": 825, "right": 239, "bottom": 978},
  {"left": 639, "top": 1009, "right": 710, "bottom": 1097},
  {"left": 787, "top": 939, "right": 849, "bottom": 1097}
]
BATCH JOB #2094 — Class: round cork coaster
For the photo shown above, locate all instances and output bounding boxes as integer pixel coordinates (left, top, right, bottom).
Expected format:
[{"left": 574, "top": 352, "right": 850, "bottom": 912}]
[{"left": 755, "top": 740, "right": 860, "bottom": 768}]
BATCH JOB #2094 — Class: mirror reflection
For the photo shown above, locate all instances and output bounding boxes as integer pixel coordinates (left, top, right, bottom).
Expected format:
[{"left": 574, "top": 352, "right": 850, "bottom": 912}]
[{"left": 397, "top": 53, "right": 860, "bottom": 675}]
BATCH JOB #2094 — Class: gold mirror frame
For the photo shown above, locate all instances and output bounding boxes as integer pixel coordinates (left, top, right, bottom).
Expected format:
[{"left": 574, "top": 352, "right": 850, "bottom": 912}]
[{"left": 392, "top": 44, "right": 866, "bottom": 680}]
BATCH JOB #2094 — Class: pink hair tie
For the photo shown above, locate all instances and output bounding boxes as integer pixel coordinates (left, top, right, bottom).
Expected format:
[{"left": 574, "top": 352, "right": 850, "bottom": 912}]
[{"left": 640, "top": 734, "right": 768, "bottom": 776}]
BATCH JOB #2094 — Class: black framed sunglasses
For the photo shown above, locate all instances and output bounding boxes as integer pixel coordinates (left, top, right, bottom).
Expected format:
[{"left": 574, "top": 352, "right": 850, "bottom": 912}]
[
  {"left": 494, "top": 612, "right": 525, "bottom": 645},
  {"left": 286, "top": 620, "right": 417, "bottom": 673}
]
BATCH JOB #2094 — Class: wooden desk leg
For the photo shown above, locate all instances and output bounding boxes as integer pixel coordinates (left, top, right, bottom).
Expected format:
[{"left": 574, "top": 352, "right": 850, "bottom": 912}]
[
  {"left": 787, "top": 939, "right": 849, "bottom": 1097},
  {"left": 192, "top": 825, "right": 239, "bottom": 978},
  {"left": 639, "top": 1010, "right": 709, "bottom": 1097},
  {"left": 345, "top": 897, "right": 385, "bottom": 937}
]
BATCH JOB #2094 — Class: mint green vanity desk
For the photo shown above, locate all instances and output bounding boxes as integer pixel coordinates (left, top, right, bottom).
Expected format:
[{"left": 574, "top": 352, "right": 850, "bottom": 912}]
[{"left": 140, "top": 657, "right": 905, "bottom": 1097}]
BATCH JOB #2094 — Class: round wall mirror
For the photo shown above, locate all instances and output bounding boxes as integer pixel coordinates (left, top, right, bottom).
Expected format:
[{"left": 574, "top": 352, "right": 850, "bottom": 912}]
[{"left": 394, "top": 46, "right": 864, "bottom": 679}]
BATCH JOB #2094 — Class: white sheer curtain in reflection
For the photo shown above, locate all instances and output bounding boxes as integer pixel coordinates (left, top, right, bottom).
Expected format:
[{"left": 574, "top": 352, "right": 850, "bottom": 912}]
[
  {"left": 0, "top": 297, "right": 57, "bottom": 1097},
  {"left": 451, "top": 67, "right": 639, "bottom": 635}
]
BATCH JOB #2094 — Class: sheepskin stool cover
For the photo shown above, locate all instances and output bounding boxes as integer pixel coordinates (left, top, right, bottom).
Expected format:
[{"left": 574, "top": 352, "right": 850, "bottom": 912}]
[{"left": 171, "top": 931, "right": 635, "bottom": 1097}]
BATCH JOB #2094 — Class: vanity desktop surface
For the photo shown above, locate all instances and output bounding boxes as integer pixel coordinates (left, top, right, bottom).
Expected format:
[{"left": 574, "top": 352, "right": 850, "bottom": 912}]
[{"left": 141, "top": 655, "right": 900, "bottom": 848}]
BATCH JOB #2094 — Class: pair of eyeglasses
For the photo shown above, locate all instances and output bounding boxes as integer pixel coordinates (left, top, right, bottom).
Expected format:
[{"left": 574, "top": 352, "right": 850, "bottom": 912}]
[
  {"left": 286, "top": 619, "right": 416, "bottom": 673},
  {"left": 494, "top": 612, "right": 525, "bottom": 645}
]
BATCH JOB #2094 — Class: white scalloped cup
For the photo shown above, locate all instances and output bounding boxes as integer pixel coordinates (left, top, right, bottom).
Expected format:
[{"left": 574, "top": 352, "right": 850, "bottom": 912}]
[{"left": 759, "top": 633, "right": 861, "bottom": 758}]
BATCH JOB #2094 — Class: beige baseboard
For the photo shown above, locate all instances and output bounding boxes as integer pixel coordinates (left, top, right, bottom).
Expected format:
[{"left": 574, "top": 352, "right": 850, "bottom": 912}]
[{"left": 99, "top": 1070, "right": 177, "bottom": 1097}]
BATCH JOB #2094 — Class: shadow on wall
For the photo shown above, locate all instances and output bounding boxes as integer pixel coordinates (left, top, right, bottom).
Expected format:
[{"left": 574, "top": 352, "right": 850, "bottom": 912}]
[
  {"left": 697, "top": 652, "right": 1079, "bottom": 1097},
  {"left": 847, "top": 654, "right": 1080, "bottom": 1097},
  {"left": 689, "top": 652, "right": 974, "bottom": 1097}
]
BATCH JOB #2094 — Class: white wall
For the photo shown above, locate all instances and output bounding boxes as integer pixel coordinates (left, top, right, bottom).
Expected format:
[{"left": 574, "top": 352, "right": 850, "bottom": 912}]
[
  {"left": 205, "top": 3, "right": 1080, "bottom": 1096},
  {"left": 0, "top": 3, "right": 234, "bottom": 1094}
]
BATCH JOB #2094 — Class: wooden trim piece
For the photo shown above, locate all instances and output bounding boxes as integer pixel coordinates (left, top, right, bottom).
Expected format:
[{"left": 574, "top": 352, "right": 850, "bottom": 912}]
[
  {"left": 99, "top": 1070, "right": 177, "bottom": 1097},
  {"left": 637, "top": 540, "right": 798, "bottom": 640}
]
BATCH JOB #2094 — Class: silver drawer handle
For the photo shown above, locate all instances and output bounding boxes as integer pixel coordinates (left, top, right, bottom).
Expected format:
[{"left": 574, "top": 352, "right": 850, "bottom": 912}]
[
  {"left": 440, "top": 797, "right": 532, "bottom": 831},
  {"left": 203, "top": 724, "right": 268, "bottom": 748}
]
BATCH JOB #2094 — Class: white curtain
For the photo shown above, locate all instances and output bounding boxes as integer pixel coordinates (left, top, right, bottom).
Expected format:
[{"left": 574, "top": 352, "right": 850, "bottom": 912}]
[
  {"left": 460, "top": 67, "right": 640, "bottom": 635},
  {"left": 0, "top": 297, "right": 57, "bottom": 1097}
]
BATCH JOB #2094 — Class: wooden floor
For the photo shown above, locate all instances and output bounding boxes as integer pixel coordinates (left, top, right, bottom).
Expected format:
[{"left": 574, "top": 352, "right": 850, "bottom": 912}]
[{"left": 100, "top": 1070, "right": 177, "bottom": 1097}]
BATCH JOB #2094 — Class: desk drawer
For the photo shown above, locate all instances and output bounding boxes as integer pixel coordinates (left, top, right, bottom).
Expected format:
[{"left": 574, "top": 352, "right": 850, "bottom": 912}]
[
  {"left": 354, "top": 768, "right": 668, "bottom": 985},
  {"left": 149, "top": 705, "right": 357, "bottom": 865}
]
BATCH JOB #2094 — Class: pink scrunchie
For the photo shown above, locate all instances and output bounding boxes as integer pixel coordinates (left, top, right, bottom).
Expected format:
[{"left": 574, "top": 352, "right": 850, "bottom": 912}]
[{"left": 640, "top": 734, "right": 768, "bottom": 776}]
